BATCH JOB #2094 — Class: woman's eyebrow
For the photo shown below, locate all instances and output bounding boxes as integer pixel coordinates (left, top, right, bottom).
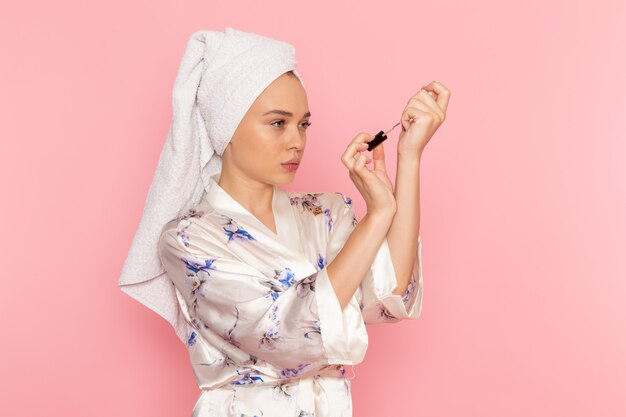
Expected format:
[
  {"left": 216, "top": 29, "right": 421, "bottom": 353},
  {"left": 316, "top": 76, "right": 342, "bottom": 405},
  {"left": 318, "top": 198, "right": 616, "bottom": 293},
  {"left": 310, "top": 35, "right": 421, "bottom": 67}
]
[{"left": 262, "top": 109, "right": 312, "bottom": 118}]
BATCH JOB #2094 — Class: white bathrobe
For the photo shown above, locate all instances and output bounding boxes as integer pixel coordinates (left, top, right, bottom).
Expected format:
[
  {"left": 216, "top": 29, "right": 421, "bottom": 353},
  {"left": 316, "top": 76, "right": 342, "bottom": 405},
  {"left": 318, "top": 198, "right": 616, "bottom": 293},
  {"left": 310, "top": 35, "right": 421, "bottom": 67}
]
[{"left": 157, "top": 172, "right": 424, "bottom": 417}]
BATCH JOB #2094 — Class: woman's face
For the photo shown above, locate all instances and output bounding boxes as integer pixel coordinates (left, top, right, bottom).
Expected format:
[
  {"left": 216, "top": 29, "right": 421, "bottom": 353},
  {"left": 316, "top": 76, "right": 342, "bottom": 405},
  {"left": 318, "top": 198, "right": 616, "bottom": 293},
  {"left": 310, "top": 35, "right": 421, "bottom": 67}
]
[{"left": 222, "top": 72, "right": 311, "bottom": 185}]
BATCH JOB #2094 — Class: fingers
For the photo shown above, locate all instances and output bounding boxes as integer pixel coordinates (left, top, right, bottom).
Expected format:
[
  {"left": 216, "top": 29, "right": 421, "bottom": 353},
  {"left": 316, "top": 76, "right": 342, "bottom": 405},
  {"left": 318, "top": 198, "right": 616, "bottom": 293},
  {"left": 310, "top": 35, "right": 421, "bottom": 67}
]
[
  {"left": 401, "top": 107, "right": 434, "bottom": 130},
  {"left": 371, "top": 139, "right": 387, "bottom": 173},
  {"left": 416, "top": 90, "right": 445, "bottom": 119},
  {"left": 353, "top": 150, "right": 368, "bottom": 174},
  {"left": 405, "top": 90, "right": 443, "bottom": 120},
  {"left": 341, "top": 132, "right": 381, "bottom": 187},
  {"left": 401, "top": 106, "right": 437, "bottom": 131},
  {"left": 352, "top": 150, "right": 379, "bottom": 185},
  {"left": 420, "top": 80, "right": 451, "bottom": 114},
  {"left": 341, "top": 132, "right": 374, "bottom": 170},
  {"left": 403, "top": 104, "right": 442, "bottom": 127},
  {"left": 401, "top": 80, "right": 450, "bottom": 129}
]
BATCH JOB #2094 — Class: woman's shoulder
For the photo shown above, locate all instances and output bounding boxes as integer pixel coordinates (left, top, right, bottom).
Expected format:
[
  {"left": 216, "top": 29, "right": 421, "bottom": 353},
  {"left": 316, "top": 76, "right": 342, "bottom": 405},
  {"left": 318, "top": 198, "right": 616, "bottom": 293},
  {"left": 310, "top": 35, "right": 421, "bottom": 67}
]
[
  {"left": 160, "top": 205, "right": 209, "bottom": 237},
  {"left": 158, "top": 200, "right": 225, "bottom": 256}
]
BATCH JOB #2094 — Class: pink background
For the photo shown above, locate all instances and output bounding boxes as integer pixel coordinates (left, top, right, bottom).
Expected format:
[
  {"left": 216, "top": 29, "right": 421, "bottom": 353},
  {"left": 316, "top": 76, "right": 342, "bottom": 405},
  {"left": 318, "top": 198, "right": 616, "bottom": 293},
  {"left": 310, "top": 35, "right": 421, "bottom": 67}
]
[{"left": 1, "top": 0, "right": 625, "bottom": 416}]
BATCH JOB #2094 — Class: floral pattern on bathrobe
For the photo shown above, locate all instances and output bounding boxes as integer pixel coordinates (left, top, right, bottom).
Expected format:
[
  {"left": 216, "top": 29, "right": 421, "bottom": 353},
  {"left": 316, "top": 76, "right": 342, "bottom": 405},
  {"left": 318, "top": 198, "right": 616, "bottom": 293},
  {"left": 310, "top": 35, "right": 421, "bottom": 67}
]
[{"left": 156, "top": 173, "right": 424, "bottom": 417}]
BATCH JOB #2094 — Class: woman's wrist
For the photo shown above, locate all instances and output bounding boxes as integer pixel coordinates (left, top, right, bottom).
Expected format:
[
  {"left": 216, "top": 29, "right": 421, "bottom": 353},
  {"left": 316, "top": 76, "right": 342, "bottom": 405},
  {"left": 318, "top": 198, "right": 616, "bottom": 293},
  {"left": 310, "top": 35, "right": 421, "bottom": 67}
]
[{"left": 363, "top": 209, "right": 395, "bottom": 229}]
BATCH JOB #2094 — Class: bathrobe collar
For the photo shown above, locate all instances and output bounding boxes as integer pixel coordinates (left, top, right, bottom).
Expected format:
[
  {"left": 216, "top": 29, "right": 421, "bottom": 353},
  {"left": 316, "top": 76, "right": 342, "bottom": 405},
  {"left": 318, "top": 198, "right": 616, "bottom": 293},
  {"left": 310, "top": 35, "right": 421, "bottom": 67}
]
[{"left": 203, "top": 173, "right": 318, "bottom": 277}]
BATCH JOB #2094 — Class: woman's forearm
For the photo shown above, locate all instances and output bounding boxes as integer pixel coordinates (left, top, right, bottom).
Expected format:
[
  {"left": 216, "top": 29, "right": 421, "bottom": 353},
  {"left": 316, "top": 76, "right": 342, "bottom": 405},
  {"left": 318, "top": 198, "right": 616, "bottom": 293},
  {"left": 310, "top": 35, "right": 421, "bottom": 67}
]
[
  {"left": 326, "top": 211, "right": 393, "bottom": 310},
  {"left": 387, "top": 153, "right": 422, "bottom": 295}
]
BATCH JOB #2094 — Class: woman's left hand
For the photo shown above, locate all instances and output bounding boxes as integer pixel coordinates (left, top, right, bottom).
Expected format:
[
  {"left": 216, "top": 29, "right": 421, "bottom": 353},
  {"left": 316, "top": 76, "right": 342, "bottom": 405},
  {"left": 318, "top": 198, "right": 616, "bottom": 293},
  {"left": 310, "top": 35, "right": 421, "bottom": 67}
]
[{"left": 397, "top": 80, "right": 451, "bottom": 158}]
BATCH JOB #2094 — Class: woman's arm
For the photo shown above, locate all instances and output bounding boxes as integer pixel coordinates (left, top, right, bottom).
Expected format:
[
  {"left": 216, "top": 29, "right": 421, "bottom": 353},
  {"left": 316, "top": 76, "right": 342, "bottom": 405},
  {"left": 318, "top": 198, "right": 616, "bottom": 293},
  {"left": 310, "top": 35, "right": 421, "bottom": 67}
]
[
  {"left": 387, "top": 154, "right": 422, "bottom": 296},
  {"left": 386, "top": 80, "right": 450, "bottom": 295},
  {"left": 326, "top": 209, "right": 394, "bottom": 310}
]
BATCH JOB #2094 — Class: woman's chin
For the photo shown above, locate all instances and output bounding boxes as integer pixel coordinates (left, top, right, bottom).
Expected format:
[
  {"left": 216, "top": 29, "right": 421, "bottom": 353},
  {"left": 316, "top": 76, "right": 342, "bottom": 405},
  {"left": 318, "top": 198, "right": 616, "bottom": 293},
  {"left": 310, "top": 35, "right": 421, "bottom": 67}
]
[{"left": 274, "top": 172, "right": 297, "bottom": 184}]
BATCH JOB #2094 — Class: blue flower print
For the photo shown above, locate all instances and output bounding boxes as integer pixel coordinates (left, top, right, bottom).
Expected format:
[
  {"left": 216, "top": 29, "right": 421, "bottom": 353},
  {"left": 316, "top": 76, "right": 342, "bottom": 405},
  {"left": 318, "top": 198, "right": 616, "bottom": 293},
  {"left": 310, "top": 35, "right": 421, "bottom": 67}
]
[
  {"left": 187, "top": 331, "right": 197, "bottom": 347},
  {"left": 262, "top": 269, "right": 317, "bottom": 300},
  {"left": 276, "top": 267, "right": 297, "bottom": 289},
  {"left": 261, "top": 266, "right": 302, "bottom": 301},
  {"left": 329, "top": 191, "right": 359, "bottom": 230},
  {"left": 219, "top": 215, "right": 256, "bottom": 242},
  {"left": 323, "top": 207, "right": 334, "bottom": 232},
  {"left": 179, "top": 256, "right": 216, "bottom": 297},
  {"left": 223, "top": 225, "right": 255, "bottom": 242},
  {"left": 316, "top": 253, "right": 326, "bottom": 270},
  {"left": 338, "top": 192, "right": 352, "bottom": 208},
  {"left": 260, "top": 277, "right": 284, "bottom": 301},
  {"left": 177, "top": 230, "right": 191, "bottom": 247},
  {"left": 231, "top": 369, "right": 265, "bottom": 385},
  {"left": 181, "top": 256, "right": 217, "bottom": 275},
  {"left": 280, "top": 363, "right": 309, "bottom": 378},
  {"left": 190, "top": 316, "right": 214, "bottom": 333},
  {"left": 336, "top": 192, "right": 358, "bottom": 228},
  {"left": 189, "top": 317, "right": 202, "bottom": 331},
  {"left": 224, "top": 228, "right": 256, "bottom": 241},
  {"left": 267, "top": 291, "right": 280, "bottom": 301}
]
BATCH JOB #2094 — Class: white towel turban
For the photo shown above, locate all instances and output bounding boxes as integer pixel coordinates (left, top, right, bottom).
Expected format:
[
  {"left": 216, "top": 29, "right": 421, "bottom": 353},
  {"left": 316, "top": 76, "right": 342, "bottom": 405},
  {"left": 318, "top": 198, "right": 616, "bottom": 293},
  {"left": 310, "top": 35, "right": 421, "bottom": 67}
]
[{"left": 117, "top": 27, "right": 304, "bottom": 344}]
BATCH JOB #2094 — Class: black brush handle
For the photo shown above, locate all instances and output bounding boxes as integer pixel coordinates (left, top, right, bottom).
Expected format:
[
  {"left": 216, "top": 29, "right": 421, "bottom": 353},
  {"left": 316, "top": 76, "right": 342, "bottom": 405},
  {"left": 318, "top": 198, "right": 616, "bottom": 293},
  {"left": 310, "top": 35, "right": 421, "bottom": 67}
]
[{"left": 367, "top": 130, "right": 387, "bottom": 151}]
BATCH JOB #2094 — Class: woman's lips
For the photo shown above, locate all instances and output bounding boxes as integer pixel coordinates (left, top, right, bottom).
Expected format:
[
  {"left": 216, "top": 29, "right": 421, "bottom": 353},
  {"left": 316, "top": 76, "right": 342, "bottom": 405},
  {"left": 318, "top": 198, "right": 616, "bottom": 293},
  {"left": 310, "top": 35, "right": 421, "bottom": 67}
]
[{"left": 281, "top": 163, "right": 299, "bottom": 172}]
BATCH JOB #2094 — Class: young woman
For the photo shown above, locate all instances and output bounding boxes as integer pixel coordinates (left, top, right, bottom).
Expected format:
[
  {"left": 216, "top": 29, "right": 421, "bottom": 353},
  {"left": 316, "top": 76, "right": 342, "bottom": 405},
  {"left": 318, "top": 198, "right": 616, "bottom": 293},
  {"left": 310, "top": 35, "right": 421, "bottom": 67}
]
[{"left": 119, "top": 27, "right": 449, "bottom": 417}]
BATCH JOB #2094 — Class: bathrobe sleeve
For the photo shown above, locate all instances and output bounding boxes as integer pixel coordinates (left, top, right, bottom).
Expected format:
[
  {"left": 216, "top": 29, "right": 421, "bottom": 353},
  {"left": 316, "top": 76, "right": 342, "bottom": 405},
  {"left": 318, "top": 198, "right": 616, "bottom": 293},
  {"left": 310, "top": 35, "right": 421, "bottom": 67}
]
[
  {"left": 158, "top": 227, "right": 367, "bottom": 371},
  {"left": 325, "top": 193, "right": 424, "bottom": 324}
]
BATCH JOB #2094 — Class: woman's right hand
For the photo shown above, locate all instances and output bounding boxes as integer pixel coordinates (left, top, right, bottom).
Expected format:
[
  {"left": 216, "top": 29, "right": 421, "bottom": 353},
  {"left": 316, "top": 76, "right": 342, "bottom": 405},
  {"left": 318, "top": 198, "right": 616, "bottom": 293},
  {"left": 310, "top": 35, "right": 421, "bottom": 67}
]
[{"left": 341, "top": 133, "right": 397, "bottom": 217}]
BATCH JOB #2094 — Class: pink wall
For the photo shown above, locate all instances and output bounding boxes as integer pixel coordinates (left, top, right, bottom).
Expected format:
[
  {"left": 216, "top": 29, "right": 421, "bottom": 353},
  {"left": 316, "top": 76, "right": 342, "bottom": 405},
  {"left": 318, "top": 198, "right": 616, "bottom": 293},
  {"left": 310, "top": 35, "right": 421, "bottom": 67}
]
[{"left": 1, "top": 0, "right": 624, "bottom": 416}]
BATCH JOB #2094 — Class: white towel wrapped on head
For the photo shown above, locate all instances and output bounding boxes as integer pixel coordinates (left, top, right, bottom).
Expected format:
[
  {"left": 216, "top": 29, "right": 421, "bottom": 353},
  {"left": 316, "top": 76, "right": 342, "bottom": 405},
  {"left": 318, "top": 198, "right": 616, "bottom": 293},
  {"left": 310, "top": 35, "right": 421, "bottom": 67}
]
[{"left": 117, "top": 27, "right": 304, "bottom": 344}]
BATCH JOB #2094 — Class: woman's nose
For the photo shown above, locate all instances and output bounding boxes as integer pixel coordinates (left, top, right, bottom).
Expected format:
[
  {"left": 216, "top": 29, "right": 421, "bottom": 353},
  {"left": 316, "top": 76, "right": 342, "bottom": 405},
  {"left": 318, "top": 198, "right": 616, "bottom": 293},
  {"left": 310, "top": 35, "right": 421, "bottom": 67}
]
[{"left": 290, "top": 128, "right": 306, "bottom": 149}]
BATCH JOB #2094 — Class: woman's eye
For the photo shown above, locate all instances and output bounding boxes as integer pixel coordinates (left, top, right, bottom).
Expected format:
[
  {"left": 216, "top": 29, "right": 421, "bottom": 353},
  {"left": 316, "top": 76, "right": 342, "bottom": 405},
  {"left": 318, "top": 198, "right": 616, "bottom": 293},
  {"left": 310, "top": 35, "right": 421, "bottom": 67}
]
[
  {"left": 271, "top": 120, "right": 285, "bottom": 127},
  {"left": 271, "top": 120, "right": 312, "bottom": 129}
]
